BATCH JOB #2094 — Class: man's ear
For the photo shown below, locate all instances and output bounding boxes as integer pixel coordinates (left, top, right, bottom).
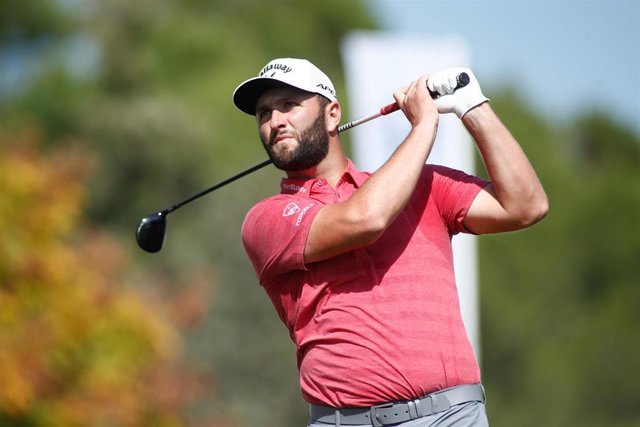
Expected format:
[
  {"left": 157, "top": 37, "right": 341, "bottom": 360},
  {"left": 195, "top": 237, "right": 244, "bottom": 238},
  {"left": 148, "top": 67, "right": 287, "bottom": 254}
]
[{"left": 326, "top": 101, "right": 341, "bottom": 134}]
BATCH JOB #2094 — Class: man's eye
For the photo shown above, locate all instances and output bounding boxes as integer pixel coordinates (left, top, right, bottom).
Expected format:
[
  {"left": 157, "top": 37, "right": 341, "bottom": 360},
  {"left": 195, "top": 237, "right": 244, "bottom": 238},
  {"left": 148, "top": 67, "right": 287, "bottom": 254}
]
[{"left": 258, "top": 110, "right": 271, "bottom": 121}]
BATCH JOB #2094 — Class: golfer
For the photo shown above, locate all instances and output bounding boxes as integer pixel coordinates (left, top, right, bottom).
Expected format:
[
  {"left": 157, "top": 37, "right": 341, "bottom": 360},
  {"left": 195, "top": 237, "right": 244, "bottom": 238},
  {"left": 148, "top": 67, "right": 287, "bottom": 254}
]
[{"left": 233, "top": 58, "right": 547, "bottom": 426}]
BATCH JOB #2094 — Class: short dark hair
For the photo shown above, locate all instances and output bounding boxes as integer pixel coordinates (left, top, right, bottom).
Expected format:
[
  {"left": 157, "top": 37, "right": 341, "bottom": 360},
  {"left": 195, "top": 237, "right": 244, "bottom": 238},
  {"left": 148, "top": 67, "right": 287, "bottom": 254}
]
[{"left": 316, "top": 94, "right": 331, "bottom": 110}]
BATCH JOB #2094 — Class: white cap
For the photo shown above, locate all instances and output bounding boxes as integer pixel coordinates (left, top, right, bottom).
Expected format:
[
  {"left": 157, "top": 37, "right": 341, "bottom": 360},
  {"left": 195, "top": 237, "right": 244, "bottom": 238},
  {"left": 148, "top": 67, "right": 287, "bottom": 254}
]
[{"left": 233, "top": 58, "right": 337, "bottom": 115}]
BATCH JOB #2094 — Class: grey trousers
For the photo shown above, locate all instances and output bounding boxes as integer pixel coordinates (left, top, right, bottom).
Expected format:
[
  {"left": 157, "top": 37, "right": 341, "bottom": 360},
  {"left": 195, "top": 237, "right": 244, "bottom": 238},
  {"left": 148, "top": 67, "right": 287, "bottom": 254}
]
[{"left": 308, "top": 401, "right": 489, "bottom": 427}]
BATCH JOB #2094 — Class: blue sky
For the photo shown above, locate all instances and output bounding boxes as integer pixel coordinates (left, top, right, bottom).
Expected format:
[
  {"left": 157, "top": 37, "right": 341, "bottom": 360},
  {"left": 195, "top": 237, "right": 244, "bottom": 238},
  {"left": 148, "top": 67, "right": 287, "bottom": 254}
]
[{"left": 365, "top": 0, "right": 640, "bottom": 133}]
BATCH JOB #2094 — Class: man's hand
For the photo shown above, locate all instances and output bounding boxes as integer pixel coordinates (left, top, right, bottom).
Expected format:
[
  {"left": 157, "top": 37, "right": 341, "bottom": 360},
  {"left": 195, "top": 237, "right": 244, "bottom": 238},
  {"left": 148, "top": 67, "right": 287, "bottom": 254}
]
[
  {"left": 428, "top": 68, "right": 489, "bottom": 118},
  {"left": 393, "top": 74, "right": 439, "bottom": 129},
  {"left": 303, "top": 75, "right": 439, "bottom": 264}
]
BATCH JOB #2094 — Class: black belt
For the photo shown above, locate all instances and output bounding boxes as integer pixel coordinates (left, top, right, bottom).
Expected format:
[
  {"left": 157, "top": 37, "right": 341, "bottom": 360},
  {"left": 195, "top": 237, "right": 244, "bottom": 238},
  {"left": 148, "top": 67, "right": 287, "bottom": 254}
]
[{"left": 309, "top": 384, "right": 485, "bottom": 427}]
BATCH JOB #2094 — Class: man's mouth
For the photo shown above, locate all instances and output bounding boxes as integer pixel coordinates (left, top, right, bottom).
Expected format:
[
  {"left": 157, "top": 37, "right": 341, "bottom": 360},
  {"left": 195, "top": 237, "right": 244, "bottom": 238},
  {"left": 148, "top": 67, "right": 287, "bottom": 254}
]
[{"left": 271, "top": 132, "right": 295, "bottom": 146}]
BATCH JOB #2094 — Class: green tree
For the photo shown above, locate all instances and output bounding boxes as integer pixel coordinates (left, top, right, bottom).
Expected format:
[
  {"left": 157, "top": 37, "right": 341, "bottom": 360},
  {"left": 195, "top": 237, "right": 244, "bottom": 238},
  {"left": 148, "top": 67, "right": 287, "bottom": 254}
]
[
  {"left": 1, "top": 1, "right": 376, "bottom": 425},
  {"left": 480, "top": 92, "right": 640, "bottom": 427},
  {"left": 8, "top": 1, "right": 638, "bottom": 426},
  {"left": 0, "top": 132, "right": 214, "bottom": 426}
]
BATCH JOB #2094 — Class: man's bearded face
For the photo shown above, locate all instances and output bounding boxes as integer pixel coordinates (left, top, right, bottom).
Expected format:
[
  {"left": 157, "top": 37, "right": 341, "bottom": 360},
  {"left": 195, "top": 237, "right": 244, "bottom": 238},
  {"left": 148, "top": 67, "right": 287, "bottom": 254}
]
[{"left": 262, "top": 105, "right": 329, "bottom": 172}]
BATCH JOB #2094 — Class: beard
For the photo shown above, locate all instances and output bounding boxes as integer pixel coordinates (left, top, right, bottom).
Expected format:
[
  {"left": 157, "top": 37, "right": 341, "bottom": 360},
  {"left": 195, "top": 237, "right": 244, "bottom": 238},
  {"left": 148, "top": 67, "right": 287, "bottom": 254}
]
[{"left": 263, "top": 109, "right": 329, "bottom": 172}]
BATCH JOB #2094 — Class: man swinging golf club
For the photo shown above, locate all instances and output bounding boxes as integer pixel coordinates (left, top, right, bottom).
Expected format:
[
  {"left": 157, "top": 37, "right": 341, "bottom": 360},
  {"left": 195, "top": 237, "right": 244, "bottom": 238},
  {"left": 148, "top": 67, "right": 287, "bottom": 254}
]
[{"left": 233, "top": 58, "right": 548, "bottom": 426}]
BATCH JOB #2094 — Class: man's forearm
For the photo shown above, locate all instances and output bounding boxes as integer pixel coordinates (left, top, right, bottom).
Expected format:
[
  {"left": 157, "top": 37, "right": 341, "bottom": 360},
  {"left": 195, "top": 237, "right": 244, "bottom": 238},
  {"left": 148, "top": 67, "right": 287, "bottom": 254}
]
[
  {"left": 351, "top": 123, "right": 437, "bottom": 226},
  {"left": 304, "top": 76, "right": 440, "bottom": 264}
]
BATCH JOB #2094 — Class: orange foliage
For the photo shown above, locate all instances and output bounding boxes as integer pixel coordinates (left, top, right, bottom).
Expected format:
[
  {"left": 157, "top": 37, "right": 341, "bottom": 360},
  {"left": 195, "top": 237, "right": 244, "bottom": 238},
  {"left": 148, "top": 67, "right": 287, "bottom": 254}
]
[{"left": 0, "top": 130, "right": 215, "bottom": 426}]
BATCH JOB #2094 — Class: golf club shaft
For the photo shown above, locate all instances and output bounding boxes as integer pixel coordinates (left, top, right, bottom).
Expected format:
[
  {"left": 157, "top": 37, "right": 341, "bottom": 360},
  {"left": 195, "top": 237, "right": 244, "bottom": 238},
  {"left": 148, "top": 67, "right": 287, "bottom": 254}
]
[
  {"left": 337, "top": 71, "right": 470, "bottom": 134},
  {"left": 166, "top": 159, "right": 273, "bottom": 214},
  {"left": 158, "top": 72, "right": 469, "bottom": 214},
  {"left": 161, "top": 98, "right": 379, "bottom": 214},
  {"left": 156, "top": 99, "right": 388, "bottom": 214},
  {"left": 337, "top": 102, "right": 397, "bottom": 134}
]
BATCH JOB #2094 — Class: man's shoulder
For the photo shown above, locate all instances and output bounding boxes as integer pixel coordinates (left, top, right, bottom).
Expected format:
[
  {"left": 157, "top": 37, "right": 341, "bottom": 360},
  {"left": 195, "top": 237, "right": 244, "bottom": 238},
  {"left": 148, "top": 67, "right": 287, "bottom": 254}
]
[
  {"left": 422, "top": 163, "right": 481, "bottom": 182},
  {"left": 245, "top": 193, "right": 312, "bottom": 221},
  {"left": 423, "top": 163, "right": 459, "bottom": 175},
  {"left": 249, "top": 193, "right": 300, "bottom": 209}
]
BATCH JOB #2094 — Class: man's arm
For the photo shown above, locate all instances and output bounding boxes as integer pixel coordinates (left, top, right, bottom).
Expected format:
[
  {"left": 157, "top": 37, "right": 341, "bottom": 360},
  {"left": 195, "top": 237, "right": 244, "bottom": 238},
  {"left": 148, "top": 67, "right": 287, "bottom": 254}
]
[
  {"left": 462, "top": 103, "right": 548, "bottom": 233},
  {"left": 304, "top": 75, "right": 439, "bottom": 264},
  {"left": 426, "top": 67, "right": 548, "bottom": 235}
]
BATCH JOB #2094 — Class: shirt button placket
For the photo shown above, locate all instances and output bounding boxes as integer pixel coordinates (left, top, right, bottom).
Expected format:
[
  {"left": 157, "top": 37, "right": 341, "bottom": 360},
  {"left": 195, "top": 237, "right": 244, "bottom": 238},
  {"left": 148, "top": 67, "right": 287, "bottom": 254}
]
[{"left": 313, "top": 179, "right": 338, "bottom": 203}]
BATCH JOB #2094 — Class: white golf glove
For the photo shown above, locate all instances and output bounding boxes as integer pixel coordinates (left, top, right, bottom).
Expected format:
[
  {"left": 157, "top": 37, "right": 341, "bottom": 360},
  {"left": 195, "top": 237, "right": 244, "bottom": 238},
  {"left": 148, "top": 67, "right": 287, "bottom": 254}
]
[{"left": 427, "top": 67, "right": 489, "bottom": 118}]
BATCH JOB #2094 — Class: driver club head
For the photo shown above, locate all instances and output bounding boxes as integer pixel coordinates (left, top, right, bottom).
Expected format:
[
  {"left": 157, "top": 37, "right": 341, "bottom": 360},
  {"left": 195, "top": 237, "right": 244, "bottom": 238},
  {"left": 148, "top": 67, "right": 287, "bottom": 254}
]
[{"left": 136, "top": 211, "right": 167, "bottom": 253}]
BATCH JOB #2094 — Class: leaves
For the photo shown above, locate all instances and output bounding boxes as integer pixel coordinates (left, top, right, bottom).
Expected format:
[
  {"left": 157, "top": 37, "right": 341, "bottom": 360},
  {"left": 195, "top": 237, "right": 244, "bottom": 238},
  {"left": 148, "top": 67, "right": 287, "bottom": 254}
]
[
  {"left": 481, "top": 93, "right": 640, "bottom": 427},
  {"left": 2, "top": 0, "right": 639, "bottom": 426},
  {"left": 0, "top": 133, "right": 212, "bottom": 426}
]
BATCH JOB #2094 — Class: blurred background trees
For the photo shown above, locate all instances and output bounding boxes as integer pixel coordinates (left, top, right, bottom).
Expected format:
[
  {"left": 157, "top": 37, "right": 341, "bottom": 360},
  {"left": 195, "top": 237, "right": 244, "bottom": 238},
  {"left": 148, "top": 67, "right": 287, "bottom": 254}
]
[
  {"left": 480, "top": 95, "right": 640, "bottom": 427},
  {"left": 1, "top": 0, "right": 638, "bottom": 426},
  {"left": 0, "top": 133, "right": 216, "bottom": 426}
]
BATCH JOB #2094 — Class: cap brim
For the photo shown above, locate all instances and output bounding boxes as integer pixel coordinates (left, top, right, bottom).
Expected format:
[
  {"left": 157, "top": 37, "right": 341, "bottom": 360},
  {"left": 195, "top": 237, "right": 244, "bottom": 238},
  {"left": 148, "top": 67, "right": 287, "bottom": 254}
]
[{"left": 233, "top": 78, "right": 302, "bottom": 115}]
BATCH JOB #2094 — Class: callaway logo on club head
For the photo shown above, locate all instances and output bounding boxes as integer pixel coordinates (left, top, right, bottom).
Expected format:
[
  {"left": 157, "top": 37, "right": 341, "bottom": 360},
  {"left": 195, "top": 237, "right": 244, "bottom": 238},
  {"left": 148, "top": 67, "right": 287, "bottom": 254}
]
[{"left": 282, "top": 202, "right": 301, "bottom": 217}]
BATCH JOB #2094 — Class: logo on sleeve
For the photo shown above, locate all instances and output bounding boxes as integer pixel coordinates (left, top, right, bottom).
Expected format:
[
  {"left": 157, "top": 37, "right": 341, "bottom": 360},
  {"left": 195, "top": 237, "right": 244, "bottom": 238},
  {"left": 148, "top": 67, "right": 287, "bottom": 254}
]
[
  {"left": 295, "top": 203, "right": 315, "bottom": 226},
  {"left": 283, "top": 202, "right": 301, "bottom": 217}
]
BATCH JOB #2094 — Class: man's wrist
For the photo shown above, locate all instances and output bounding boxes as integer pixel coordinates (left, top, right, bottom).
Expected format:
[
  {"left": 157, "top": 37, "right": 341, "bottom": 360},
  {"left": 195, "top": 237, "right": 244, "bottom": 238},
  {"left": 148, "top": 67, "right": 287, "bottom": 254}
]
[
  {"left": 461, "top": 100, "right": 491, "bottom": 122},
  {"left": 410, "top": 120, "right": 438, "bottom": 140}
]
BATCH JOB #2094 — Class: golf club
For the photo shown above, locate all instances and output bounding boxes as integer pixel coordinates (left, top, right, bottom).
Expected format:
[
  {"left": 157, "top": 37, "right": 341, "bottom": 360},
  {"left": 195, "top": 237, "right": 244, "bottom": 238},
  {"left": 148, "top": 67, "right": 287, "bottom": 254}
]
[
  {"left": 136, "top": 72, "right": 469, "bottom": 253},
  {"left": 136, "top": 159, "right": 272, "bottom": 253},
  {"left": 337, "top": 71, "right": 470, "bottom": 133}
]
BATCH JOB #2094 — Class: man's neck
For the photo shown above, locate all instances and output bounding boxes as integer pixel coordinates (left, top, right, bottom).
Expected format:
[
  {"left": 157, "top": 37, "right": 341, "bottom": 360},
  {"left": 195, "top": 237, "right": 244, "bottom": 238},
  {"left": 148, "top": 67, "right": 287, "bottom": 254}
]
[{"left": 286, "top": 139, "right": 348, "bottom": 188}]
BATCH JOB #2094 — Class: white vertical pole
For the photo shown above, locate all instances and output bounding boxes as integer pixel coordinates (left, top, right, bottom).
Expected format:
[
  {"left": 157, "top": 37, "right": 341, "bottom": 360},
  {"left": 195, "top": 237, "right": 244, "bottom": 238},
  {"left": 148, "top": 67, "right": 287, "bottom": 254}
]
[{"left": 340, "top": 31, "right": 481, "bottom": 361}]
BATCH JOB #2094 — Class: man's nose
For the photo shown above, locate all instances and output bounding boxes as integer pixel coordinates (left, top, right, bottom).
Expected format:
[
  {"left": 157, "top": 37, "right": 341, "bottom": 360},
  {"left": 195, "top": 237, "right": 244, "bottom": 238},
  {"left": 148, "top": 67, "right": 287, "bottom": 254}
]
[{"left": 269, "top": 109, "right": 287, "bottom": 129}]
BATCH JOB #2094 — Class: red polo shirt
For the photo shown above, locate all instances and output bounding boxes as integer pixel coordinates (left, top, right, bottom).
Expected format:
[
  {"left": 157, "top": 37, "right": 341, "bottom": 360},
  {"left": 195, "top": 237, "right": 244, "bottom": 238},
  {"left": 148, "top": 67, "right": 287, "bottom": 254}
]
[{"left": 241, "top": 159, "right": 488, "bottom": 407}]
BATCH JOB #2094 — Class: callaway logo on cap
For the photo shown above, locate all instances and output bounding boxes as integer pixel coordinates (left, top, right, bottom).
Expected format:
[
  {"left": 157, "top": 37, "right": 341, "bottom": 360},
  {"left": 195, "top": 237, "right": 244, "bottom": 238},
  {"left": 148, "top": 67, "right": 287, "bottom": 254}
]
[{"left": 232, "top": 58, "right": 338, "bottom": 115}]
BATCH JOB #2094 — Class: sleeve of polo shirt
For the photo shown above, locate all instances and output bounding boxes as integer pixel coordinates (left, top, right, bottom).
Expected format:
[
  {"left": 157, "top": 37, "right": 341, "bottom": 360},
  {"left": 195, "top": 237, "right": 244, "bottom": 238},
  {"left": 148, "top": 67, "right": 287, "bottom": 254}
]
[
  {"left": 241, "top": 195, "right": 321, "bottom": 279},
  {"left": 428, "top": 165, "right": 489, "bottom": 235}
]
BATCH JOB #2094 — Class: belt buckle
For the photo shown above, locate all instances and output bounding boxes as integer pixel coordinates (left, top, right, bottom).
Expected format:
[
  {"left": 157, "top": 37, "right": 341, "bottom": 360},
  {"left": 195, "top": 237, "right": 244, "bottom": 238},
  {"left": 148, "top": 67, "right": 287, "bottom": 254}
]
[{"left": 369, "top": 402, "right": 395, "bottom": 427}]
